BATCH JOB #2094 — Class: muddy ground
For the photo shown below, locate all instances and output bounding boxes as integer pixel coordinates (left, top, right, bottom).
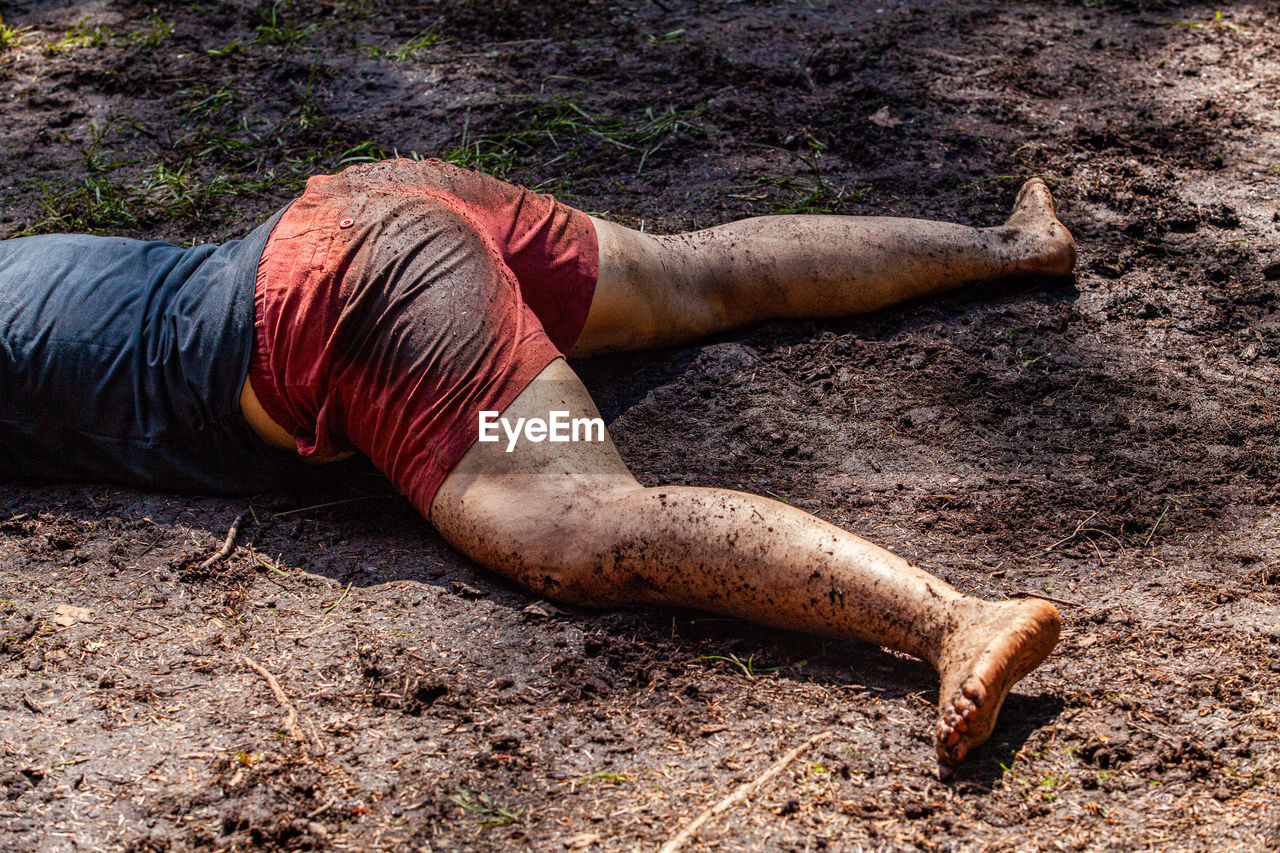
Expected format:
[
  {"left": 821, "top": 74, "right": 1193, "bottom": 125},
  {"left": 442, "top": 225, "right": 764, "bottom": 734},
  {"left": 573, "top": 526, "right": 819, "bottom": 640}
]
[{"left": 1, "top": 0, "right": 1279, "bottom": 849}]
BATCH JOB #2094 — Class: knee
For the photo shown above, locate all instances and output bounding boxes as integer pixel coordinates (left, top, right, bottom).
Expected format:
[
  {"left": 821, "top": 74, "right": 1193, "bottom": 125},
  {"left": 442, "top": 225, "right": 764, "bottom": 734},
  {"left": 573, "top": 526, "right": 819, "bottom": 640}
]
[
  {"left": 433, "top": 478, "right": 642, "bottom": 607},
  {"left": 649, "top": 233, "right": 735, "bottom": 333},
  {"left": 511, "top": 539, "right": 629, "bottom": 606},
  {"left": 593, "top": 225, "right": 731, "bottom": 349}
]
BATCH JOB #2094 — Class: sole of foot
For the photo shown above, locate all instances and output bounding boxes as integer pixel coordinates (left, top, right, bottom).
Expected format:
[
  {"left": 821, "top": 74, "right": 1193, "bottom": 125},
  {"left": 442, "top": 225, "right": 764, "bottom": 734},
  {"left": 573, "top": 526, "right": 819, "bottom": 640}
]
[{"left": 934, "top": 596, "right": 1061, "bottom": 769}]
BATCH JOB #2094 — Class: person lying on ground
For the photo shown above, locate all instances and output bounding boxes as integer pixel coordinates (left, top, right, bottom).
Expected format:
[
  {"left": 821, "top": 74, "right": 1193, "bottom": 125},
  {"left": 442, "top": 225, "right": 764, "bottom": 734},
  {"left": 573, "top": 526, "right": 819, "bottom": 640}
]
[{"left": 0, "top": 159, "right": 1076, "bottom": 767}]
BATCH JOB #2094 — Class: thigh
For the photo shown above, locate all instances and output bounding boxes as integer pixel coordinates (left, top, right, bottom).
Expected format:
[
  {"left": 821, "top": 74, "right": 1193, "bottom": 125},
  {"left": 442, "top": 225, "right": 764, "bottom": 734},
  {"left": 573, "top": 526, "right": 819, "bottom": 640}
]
[
  {"left": 572, "top": 217, "right": 726, "bottom": 355},
  {"left": 430, "top": 357, "right": 640, "bottom": 596}
]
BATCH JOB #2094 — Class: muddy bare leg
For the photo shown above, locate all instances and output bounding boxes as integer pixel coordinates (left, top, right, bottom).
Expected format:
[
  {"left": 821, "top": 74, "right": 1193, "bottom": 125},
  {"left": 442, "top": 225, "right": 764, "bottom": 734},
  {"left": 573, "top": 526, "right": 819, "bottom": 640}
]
[
  {"left": 575, "top": 178, "right": 1076, "bottom": 353},
  {"left": 432, "top": 360, "right": 1060, "bottom": 765}
]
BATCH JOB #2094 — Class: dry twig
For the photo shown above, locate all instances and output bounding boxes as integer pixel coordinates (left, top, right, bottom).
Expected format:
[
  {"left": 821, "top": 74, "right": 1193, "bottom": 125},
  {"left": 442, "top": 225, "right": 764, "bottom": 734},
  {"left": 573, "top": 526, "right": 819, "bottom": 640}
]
[
  {"left": 658, "top": 730, "right": 834, "bottom": 853},
  {"left": 243, "top": 655, "right": 319, "bottom": 752},
  {"left": 198, "top": 513, "right": 246, "bottom": 572},
  {"left": 1008, "top": 590, "right": 1082, "bottom": 608}
]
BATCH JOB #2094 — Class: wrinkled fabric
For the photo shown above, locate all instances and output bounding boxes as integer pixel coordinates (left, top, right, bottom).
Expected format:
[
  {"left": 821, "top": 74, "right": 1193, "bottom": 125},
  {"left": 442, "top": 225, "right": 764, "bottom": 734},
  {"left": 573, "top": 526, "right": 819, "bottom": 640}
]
[
  {"left": 248, "top": 159, "right": 599, "bottom": 518},
  {"left": 0, "top": 209, "right": 308, "bottom": 491}
]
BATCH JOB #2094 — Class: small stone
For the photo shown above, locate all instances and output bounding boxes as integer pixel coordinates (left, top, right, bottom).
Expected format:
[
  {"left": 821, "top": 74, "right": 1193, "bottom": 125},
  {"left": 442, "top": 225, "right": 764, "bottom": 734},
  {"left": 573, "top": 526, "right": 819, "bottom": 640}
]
[
  {"left": 869, "top": 106, "right": 902, "bottom": 127},
  {"left": 53, "top": 604, "right": 92, "bottom": 627}
]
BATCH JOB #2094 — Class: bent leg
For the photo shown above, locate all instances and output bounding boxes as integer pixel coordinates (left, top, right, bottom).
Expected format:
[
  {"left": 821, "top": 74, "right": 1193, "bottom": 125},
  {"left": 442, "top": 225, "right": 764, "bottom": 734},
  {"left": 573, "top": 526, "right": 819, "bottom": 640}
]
[
  {"left": 431, "top": 358, "right": 1060, "bottom": 765},
  {"left": 574, "top": 178, "right": 1076, "bottom": 354}
]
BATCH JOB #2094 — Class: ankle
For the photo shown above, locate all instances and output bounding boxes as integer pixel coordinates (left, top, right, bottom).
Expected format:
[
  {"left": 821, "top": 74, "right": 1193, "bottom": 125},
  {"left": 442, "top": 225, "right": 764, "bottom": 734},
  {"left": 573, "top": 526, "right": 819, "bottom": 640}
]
[{"left": 933, "top": 596, "right": 1001, "bottom": 665}]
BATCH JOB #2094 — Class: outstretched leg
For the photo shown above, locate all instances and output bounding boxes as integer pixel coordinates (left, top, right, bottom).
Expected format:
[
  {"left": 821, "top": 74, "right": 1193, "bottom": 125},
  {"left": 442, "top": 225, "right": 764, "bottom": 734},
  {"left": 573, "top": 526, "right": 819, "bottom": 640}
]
[
  {"left": 432, "top": 359, "right": 1060, "bottom": 766},
  {"left": 574, "top": 178, "right": 1076, "bottom": 354}
]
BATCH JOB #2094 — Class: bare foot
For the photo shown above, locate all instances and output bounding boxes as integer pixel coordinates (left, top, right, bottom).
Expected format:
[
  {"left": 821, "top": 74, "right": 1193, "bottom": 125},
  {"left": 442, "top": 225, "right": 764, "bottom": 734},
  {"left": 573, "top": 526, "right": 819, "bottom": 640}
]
[
  {"left": 934, "top": 597, "right": 1061, "bottom": 767},
  {"left": 1003, "top": 178, "right": 1077, "bottom": 276}
]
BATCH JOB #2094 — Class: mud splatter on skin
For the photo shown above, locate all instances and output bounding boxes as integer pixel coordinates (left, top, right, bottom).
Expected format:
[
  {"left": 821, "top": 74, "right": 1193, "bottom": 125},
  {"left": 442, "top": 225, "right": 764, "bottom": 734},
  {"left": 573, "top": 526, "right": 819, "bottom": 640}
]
[
  {"left": 438, "top": 417, "right": 1060, "bottom": 769},
  {"left": 588, "top": 197, "right": 1072, "bottom": 353}
]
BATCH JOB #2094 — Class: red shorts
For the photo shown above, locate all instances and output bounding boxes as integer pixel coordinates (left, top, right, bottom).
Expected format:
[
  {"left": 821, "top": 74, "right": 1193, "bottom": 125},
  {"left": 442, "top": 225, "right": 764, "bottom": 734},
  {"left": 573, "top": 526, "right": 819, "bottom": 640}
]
[{"left": 248, "top": 159, "right": 599, "bottom": 519}]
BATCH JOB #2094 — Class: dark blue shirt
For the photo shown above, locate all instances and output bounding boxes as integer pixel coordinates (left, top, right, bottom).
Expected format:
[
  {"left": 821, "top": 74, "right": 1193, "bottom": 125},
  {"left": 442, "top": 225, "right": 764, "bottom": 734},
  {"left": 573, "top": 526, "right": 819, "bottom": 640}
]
[{"left": 0, "top": 210, "right": 308, "bottom": 492}]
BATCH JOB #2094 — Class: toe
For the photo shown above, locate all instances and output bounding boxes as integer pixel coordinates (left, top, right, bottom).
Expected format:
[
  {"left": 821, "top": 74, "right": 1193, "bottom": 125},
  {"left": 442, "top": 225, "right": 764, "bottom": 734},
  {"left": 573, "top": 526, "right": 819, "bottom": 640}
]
[
  {"left": 939, "top": 737, "right": 967, "bottom": 766},
  {"left": 1014, "top": 177, "right": 1045, "bottom": 207}
]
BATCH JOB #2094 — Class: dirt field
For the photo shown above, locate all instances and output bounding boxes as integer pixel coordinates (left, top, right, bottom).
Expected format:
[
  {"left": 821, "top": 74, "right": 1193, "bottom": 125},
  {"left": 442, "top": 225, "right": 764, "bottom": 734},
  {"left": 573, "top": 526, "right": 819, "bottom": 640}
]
[{"left": 2, "top": 0, "right": 1278, "bottom": 849}]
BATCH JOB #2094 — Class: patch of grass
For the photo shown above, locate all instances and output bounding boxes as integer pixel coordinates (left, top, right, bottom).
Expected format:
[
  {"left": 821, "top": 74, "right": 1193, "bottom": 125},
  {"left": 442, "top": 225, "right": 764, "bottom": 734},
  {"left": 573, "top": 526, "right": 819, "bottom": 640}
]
[
  {"left": 451, "top": 790, "right": 525, "bottom": 829},
  {"left": 1036, "top": 772, "right": 1069, "bottom": 801},
  {"left": 772, "top": 176, "right": 864, "bottom": 215},
  {"left": 443, "top": 97, "right": 703, "bottom": 181},
  {"left": 629, "top": 106, "right": 703, "bottom": 174},
  {"left": 125, "top": 12, "right": 172, "bottom": 48},
  {"left": 180, "top": 85, "right": 241, "bottom": 120},
  {"left": 1167, "top": 10, "right": 1247, "bottom": 33},
  {"left": 723, "top": 140, "right": 864, "bottom": 214},
  {"left": 727, "top": 173, "right": 865, "bottom": 215},
  {"left": 371, "top": 27, "right": 442, "bottom": 61},
  {"left": 42, "top": 13, "right": 170, "bottom": 54},
  {"left": 145, "top": 162, "right": 235, "bottom": 218},
  {"left": 338, "top": 140, "right": 395, "bottom": 165},
  {"left": 43, "top": 19, "right": 111, "bottom": 54},
  {"left": 0, "top": 15, "right": 34, "bottom": 51},
  {"left": 57, "top": 118, "right": 140, "bottom": 173},
  {"left": 290, "top": 61, "right": 324, "bottom": 130},
  {"left": 332, "top": 0, "right": 380, "bottom": 21},
  {"left": 31, "top": 175, "right": 138, "bottom": 233},
  {"left": 183, "top": 116, "right": 264, "bottom": 162},
  {"left": 20, "top": 157, "right": 316, "bottom": 236},
  {"left": 174, "top": 84, "right": 298, "bottom": 167},
  {"left": 695, "top": 652, "right": 781, "bottom": 679},
  {"left": 23, "top": 69, "right": 425, "bottom": 238},
  {"left": 255, "top": 3, "right": 317, "bottom": 46},
  {"left": 572, "top": 771, "right": 630, "bottom": 791},
  {"left": 643, "top": 27, "right": 686, "bottom": 44},
  {"left": 206, "top": 39, "right": 242, "bottom": 57}
]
